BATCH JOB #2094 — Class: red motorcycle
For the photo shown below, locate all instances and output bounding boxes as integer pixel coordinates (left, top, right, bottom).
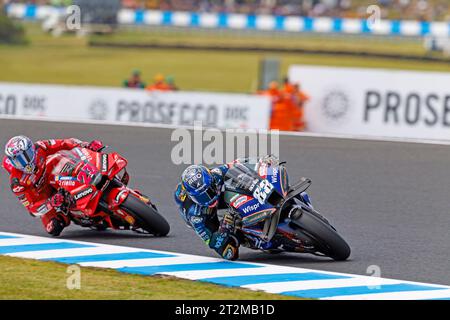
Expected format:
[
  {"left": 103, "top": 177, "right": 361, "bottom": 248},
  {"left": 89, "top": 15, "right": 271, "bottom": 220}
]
[{"left": 45, "top": 146, "right": 170, "bottom": 236}]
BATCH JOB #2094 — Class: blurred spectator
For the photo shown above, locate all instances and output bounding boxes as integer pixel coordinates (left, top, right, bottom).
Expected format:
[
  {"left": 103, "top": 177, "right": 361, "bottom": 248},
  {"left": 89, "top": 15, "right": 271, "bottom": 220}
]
[
  {"left": 292, "top": 82, "right": 309, "bottom": 131},
  {"left": 259, "top": 77, "right": 309, "bottom": 132},
  {"left": 146, "top": 73, "right": 171, "bottom": 91},
  {"left": 119, "top": 0, "right": 449, "bottom": 21},
  {"left": 7, "top": 0, "right": 450, "bottom": 21},
  {"left": 123, "top": 69, "right": 146, "bottom": 88},
  {"left": 165, "top": 75, "right": 178, "bottom": 91}
]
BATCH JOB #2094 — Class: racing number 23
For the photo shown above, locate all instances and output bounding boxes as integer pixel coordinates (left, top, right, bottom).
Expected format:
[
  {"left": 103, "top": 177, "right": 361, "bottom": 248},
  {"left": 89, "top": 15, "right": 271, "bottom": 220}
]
[{"left": 253, "top": 180, "right": 274, "bottom": 204}]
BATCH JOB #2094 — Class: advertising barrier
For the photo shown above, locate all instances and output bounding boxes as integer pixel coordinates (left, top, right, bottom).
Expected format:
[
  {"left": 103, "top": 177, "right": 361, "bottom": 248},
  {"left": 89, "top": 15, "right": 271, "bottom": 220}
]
[
  {"left": 289, "top": 65, "right": 450, "bottom": 140},
  {"left": 0, "top": 83, "right": 271, "bottom": 130}
]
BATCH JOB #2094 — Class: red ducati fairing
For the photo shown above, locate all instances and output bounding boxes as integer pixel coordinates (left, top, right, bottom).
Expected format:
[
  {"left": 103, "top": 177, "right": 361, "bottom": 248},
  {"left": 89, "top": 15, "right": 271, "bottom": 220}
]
[{"left": 45, "top": 147, "right": 170, "bottom": 236}]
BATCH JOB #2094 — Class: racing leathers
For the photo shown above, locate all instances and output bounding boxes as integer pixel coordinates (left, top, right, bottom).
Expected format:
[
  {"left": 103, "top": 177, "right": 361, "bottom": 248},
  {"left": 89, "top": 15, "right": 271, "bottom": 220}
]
[
  {"left": 174, "top": 164, "right": 242, "bottom": 260},
  {"left": 2, "top": 138, "right": 102, "bottom": 236}
]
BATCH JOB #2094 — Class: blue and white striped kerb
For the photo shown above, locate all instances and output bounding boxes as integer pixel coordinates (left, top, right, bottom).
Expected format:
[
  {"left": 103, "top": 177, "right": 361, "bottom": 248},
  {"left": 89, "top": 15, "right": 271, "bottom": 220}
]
[
  {"left": 1, "top": 231, "right": 449, "bottom": 300},
  {"left": 6, "top": 4, "right": 450, "bottom": 37}
]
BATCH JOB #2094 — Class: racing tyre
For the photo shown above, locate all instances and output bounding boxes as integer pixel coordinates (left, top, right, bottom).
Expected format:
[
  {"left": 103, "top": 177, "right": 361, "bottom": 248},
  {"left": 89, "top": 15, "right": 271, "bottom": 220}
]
[
  {"left": 291, "top": 209, "right": 350, "bottom": 261},
  {"left": 120, "top": 195, "right": 170, "bottom": 236}
]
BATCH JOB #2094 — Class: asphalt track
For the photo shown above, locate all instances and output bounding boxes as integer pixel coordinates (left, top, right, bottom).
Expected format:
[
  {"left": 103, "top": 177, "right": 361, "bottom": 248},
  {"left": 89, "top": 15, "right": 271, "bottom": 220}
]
[{"left": 0, "top": 119, "right": 449, "bottom": 285}]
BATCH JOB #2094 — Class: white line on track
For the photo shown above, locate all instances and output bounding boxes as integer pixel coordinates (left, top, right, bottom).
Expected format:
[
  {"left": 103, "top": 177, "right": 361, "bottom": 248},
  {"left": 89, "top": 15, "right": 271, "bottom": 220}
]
[
  {"left": 6, "top": 246, "right": 143, "bottom": 259},
  {"left": 78, "top": 256, "right": 216, "bottom": 268},
  {"left": 323, "top": 289, "right": 450, "bottom": 300},
  {"left": 242, "top": 277, "right": 402, "bottom": 294},
  {"left": 160, "top": 266, "right": 306, "bottom": 280}
]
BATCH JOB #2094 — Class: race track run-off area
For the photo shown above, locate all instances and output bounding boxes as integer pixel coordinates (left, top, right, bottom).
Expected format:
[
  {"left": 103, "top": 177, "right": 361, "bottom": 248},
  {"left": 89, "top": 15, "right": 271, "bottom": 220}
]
[{"left": 0, "top": 119, "right": 449, "bottom": 299}]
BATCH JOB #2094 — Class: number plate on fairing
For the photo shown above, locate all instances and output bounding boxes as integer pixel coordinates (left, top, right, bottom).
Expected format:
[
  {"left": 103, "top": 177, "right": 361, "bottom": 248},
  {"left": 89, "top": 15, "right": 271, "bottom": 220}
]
[{"left": 251, "top": 179, "right": 274, "bottom": 205}]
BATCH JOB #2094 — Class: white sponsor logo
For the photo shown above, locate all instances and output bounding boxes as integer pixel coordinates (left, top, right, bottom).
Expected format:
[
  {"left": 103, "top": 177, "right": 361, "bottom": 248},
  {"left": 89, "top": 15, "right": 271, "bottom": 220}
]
[
  {"left": 242, "top": 203, "right": 260, "bottom": 214},
  {"left": 101, "top": 154, "right": 108, "bottom": 172},
  {"left": 74, "top": 188, "right": 93, "bottom": 201}
]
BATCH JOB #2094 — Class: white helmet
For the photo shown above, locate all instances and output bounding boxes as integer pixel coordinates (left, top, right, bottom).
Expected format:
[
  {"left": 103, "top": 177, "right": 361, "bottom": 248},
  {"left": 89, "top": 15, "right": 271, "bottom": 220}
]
[{"left": 4, "top": 135, "right": 36, "bottom": 174}]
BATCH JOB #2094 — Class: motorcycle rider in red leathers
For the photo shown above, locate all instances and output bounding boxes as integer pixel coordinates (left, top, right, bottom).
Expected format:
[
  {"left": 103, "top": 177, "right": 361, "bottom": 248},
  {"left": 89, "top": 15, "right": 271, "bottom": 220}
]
[{"left": 2, "top": 136, "right": 104, "bottom": 236}]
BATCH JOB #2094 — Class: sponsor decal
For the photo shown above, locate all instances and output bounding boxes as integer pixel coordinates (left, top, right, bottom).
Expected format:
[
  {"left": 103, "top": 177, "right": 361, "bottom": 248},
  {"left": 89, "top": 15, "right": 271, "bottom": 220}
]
[
  {"left": 73, "top": 148, "right": 86, "bottom": 161},
  {"left": 231, "top": 195, "right": 250, "bottom": 209},
  {"left": 199, "top": 231, "right": 209, "bottom": 241},
  {"left": 364, "top": 91, "right": 450, "bottom": 127},
  {"left": 20, "top": 199, "right": 30, "bottom": 207},
  {"left": 322, "top": 90, "right": 351, "bottom": 122},
  {"left": 116, "top": 100, "right": 219, "bottom": 127},
  {"left": 114, "top": 190, "right": 127, "bottom": 203},
  {"left": 23, "top": 95, "right": 46, "bottom": 116},
  {"left": 80, "top": 148, "right": 92, "bottom": 161},
  {"left": 184, "top": 169, "right": 203, "bottom": 189},
  {"left": 74, "top": 187, "right": 94, "bottom": 201},
  {"left": 258, "top": 165, "right": 268, "bottom": 178},
  {"left": 55, "top": 176, "right": 77, "bottom": 181},
  {"left": 252, "top": 180, "right": 274, "bottom": 205},
  {"left": 89, "top": 99, "right": 109, "bottom": 120},
  {"left": 242, "top": 202, "right": 260, "bottom": 214},
  {"left": 37, "top": 203, "right": 50, "bottom": 215},
  {"left": 270, "top": 167, "right": 279, "bottom": 184},
  {"left": 242, "top": 208, "right": 275, "bottom": 226},
  {"left": 59, "top": 180, "right": 76, "bottom": 187},
  {"left": 190, "top": 216, "right": 203, "bottom": 224},
  {"left": 0, "top": 94, "right": 17, "bottom": 115},
  {"left": 101, "top": 154, "right": 108, "bottom": 173},
  {"left": 12, "top": 185, "right": 25, "bottom": 193},
  {"left": 248, "top": 178, "right": 259, "bottom": 192},
  {"left": 11, "top": 178, "right": 24, "bottom": 193}
]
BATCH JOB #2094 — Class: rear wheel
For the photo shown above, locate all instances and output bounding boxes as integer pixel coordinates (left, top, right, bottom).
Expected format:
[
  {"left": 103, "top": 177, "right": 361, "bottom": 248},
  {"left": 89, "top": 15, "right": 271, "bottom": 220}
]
[
  {"left": 291, "top": 209, "right": 350, "bottom": 261},
  {"left": 119, "top": 195, "right": 170, "bottom": 236}
]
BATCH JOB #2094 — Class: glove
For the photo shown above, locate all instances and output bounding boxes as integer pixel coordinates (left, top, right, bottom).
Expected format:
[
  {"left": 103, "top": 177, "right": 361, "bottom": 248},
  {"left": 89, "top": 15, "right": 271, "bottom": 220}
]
[
  {"left": 88, "top": 140, "right": 104, "bottom": 152},
  {"left": 210, "top": 231, "right": 239, "bottom": 261},
  {"left": 50, "top": 193, "right": 65, "bottom": 209},
  {"left": 46, "top": 218, "right": 65, "bottom": 236},
  {"left": 50, "top": 189, "right": 73, "bottom": 212},
  {"left": 220, "top": 213, "right": 235, "bottom": 233}
]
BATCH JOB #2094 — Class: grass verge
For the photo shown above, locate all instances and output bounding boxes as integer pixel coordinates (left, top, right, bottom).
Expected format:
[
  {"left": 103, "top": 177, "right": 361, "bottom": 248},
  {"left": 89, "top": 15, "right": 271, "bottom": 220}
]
[{"left": 0, "top": 256, "right": 301, "bottom": 300}]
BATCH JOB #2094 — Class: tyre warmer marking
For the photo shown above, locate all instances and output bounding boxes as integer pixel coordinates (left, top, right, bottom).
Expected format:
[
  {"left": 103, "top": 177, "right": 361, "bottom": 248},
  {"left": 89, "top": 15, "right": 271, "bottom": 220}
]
[{"left": 0, "top": 231, "right": 449, "bottom": 300}]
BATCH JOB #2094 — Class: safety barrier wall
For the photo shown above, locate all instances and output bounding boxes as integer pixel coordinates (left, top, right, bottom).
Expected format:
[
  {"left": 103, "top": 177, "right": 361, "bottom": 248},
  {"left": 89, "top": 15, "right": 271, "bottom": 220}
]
[
  {"left": 0, "top": 82, "right": 272, "bottom": 130},
  {"left": 289, "top": 65, "right": 450, "bottom": 140},
  {"left": 6, "top": 4, "right": 450, "bottom": 37}
]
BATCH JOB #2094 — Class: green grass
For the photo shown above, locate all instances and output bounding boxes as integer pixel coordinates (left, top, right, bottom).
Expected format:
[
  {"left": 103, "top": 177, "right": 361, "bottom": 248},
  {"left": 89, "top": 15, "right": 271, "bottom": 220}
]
[
  {"left": 0, "top": 256, "right": 301, "bottom": 300},
  {"left": 92, "top": 28, "right": 435, "bottom": 57},
  {"left": 0, "top": 23, "right": 449, "bottom": 93}
]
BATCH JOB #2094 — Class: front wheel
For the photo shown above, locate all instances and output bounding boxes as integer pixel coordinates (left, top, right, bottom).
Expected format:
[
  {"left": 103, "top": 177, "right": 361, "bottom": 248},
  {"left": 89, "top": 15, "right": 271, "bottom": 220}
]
[
  {"left": 119, "top": 195, "right": 170, "bottom": 236},
  {"left": 291, "top": 209, "right": 350, "bottom": 261}
]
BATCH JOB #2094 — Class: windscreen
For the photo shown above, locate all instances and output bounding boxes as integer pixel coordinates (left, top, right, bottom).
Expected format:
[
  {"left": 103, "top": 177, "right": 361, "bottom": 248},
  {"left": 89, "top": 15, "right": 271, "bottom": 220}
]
[
  {"left": 224, "top": 163, "right": 262, "bottom": 194},
  {"left": 225, "top": 162, "right": 279, "bottom": 205}
]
